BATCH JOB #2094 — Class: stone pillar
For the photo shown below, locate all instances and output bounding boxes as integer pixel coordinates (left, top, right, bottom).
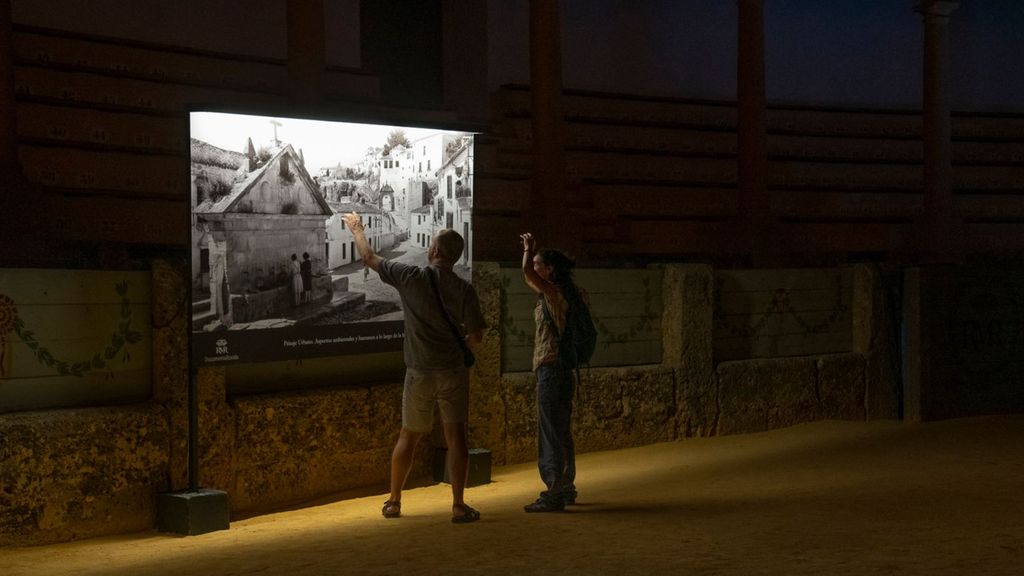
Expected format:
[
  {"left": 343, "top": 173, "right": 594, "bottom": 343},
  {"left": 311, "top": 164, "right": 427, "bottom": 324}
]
[
  {"left": 736, "top": 0, "right": 774, "bottom": 265},
  {"left": 915, "top": 1, "right": 960, "bottom": 261},
  {"left": 151, "top": 260, "right": 191, "bottom": 491},
  {"left": 287, "top": 0, "right": 325, "bottom": 103},
  {"left": 853, "top": 264, "right": 900, "bottom": 419},
  {"left": 528, "top": 0, "right": 571, "bottom": 253},
  {"left": 468, "top": 262, "right": 507, "bottom": 462},
  {"left": 661, "top": 264, "right": 717, "bottom": 437}
]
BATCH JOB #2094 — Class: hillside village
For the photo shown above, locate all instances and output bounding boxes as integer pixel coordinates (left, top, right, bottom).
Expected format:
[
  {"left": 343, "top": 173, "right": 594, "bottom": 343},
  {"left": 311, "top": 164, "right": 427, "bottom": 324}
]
[{"left": 189, "top": 127, "right": 474, "bottom": 331}]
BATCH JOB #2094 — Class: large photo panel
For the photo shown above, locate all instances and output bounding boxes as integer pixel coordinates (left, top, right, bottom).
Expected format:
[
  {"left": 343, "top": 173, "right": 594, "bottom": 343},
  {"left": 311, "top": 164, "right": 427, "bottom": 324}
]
[{"left": 189, "top": 111, "right": 475, "bottom": 366}]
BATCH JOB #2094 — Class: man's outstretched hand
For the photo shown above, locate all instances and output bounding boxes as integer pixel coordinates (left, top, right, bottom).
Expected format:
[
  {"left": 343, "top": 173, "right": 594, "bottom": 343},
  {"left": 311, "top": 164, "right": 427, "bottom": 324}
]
[{"left": 343, "top": 212, "right": 364, "bottom": 232}]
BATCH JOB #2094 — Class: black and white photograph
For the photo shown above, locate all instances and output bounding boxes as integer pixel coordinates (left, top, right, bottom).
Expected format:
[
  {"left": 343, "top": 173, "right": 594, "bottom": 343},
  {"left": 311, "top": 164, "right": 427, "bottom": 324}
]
[{"left": 188, "top": 111, "right": 475, "bottom": 364}]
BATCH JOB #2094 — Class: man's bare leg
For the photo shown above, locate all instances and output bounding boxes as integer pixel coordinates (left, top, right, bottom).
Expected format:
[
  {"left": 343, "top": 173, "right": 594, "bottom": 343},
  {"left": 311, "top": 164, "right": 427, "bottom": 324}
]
[
  {"left": 389, "top": 427, "right": 422, "bottom": 503},
  {"left": 443, "top": 421, "right": 470, "bottom": 516}
]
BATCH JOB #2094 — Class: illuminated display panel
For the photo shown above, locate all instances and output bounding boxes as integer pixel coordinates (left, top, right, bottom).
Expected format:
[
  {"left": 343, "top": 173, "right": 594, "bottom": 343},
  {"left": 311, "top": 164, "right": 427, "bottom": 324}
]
[{"left": 189, "top": 111, "right": 475, "bottom": 366}]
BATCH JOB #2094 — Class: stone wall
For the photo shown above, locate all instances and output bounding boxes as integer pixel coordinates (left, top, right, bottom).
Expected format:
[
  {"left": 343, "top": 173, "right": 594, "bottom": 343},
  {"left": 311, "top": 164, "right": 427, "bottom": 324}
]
[
  {"left": 902, "top": 266, "right": 1024, "bottom": 421},
  {"left": 716, "top": 354, "right": 865, "bottom": 435},
  {"left": 229, "top": 385, "right": 407, "bottom": 511},
  {"left": 470, "top": 262, "right": 889, "bottom": 467},
  {"left": 0, "top": 405, "right": 169, "bottom": 546},
  {"left": 0, "top": 261, "right": 892, "bottom": 546}
]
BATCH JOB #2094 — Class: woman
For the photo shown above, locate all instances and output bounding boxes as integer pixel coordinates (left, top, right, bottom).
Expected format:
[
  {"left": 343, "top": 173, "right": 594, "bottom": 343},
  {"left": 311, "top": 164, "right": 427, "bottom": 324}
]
[
  {"left": 289, "top": 253, "right": 302, "bottom": 307},
  {"left": 519, "top": 232, "right": 580, "bottom": 512}
]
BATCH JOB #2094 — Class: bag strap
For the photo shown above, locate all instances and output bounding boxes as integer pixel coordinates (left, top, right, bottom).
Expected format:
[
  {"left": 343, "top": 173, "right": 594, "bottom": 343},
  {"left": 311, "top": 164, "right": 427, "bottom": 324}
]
[
  {"left": 541, "top": 289, "right": 587, "bottom": 399},
  {"left": 427, "top": 267, "right": 473, "bottom": 358},
  {"left": 540, "top": 295, "right": 560, "bottom": 338}
]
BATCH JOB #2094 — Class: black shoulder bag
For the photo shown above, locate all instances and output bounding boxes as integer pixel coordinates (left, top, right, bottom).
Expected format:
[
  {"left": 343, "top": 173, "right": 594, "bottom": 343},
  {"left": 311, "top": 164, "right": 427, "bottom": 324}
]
[{"left": 427, "top": 268, "right": 475, "bottom": 367}]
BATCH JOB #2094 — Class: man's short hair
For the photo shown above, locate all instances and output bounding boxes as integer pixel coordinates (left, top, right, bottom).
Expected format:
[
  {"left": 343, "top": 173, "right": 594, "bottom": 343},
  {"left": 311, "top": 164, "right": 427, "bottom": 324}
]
[{"left": 434, "top": 229, "right": 465, "bottom": 263}]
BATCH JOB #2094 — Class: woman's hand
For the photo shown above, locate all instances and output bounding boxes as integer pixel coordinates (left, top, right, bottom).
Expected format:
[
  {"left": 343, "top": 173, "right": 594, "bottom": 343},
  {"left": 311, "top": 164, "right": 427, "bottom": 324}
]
[{"left": 519, "top": 232, "right": 535, "bottom": 253}]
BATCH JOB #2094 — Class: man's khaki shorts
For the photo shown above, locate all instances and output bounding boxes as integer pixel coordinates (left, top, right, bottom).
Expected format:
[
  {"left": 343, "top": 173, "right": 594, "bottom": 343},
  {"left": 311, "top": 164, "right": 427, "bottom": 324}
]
[{"left": 402, "top": 365, "right": 469, "bottom": 433}]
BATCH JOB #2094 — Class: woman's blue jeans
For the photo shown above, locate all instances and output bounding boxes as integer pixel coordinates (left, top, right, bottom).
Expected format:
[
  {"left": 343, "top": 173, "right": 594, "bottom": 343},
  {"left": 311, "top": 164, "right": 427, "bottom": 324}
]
[{"left": 535, "top": 363, "right": 576, "bottom": 504}]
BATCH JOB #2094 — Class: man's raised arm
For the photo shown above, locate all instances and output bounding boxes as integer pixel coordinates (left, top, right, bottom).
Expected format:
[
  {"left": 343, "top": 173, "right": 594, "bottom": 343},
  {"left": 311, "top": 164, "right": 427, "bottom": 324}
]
[{"left": 343, "top": 212, "right": 383, "bottom": 272}]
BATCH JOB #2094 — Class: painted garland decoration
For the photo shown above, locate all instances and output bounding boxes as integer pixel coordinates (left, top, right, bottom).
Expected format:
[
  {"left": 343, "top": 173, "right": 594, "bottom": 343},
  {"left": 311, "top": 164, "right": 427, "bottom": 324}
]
[
  {"left": 713, "top": 273, "right": 848, "bottom": 339},
  {"left": 0, "top": 293, "right": 16, "bottom": 377},
  {"left": 501, "top": 273, "right": 657, "bottom": 349},
  {"left": 11, "top": 281, "right": 142, "bottom": 378}
]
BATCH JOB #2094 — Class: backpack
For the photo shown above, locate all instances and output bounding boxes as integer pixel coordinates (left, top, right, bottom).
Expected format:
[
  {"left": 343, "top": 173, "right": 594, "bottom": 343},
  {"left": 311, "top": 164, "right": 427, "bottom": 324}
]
[{"left": 541, "top": 285, "right": 597, "bottom": 370}]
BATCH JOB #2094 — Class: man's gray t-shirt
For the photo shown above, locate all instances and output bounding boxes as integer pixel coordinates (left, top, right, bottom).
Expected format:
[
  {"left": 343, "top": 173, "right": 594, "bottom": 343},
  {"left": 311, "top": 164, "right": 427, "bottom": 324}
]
[{"left": 378, "top": 260, "right": 486, "bottom": 370}]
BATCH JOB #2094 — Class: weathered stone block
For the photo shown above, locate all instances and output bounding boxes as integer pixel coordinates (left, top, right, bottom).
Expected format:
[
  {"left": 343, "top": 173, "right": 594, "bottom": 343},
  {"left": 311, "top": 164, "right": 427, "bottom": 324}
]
[
  {"left": 502, "top": 373, "right": 537, "bottom": 465},
  {"left": 500, "top": 367, "right": 676, "bottom": 467},
  {"left": 676, "top": 368, "right": 717, "bottom": 438},
  {"left": 659, "top": 265, "right": 717, "bottom": 437},
  {"left": 196, "top": 366, "right": 234, "bottom": 494},
  {"left": 469, "top": 262, "right": 507, "bottom": 462},
  {"left": 230, "top": 384, "right": 403, "bottom": 511},
  {"left": 717, "top": 357, "right": 817, "bottom": 435},
  {"left": 575, "top": 368, "right": 676, "bottom": 453},
  {"left": 817, "top": 353, "right": 866, "bottom": 420},
  {"left": 151, "top": 260, "right": 189, "bottom": 491},
  {"left": 0, "top": 405, "right": 169, "bottom": 546}
]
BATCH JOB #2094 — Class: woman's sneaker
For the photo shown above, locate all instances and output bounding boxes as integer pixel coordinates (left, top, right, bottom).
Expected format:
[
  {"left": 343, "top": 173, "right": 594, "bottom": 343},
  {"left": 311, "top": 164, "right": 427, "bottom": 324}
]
[{"left": 523, "top": 497, "right": 565, "bottom": 513}]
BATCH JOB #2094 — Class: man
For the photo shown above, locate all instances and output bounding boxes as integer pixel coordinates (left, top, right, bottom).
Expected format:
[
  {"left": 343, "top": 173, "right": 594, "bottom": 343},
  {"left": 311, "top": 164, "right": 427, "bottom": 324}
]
[{"left": 343, "top": 212, "right": 485, "bottom": 524}]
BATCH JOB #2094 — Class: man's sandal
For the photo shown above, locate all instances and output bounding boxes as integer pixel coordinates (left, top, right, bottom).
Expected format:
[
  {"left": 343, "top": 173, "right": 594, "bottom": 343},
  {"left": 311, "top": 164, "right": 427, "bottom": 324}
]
[
  {"left": 451, "top": 504, "right": 480, "bottom": 524},
  {"left": 382, "top": 500, "right": 401, "bottom": 518}
]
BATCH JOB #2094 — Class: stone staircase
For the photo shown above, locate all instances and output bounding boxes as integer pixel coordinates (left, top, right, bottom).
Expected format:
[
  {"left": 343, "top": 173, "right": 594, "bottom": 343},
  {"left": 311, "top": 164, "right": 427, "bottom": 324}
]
[{"left": 191, "top": 296, "right": 216, "bottom": 330}]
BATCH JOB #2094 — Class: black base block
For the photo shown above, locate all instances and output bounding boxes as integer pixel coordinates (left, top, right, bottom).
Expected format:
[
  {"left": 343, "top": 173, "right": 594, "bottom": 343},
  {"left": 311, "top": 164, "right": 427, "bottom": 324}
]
[
  {"left": 156, "top": 488, "right": 230, "bottom": 535},
  {"left": 433, "top": 448, "right": 492, "bottom": 486}
]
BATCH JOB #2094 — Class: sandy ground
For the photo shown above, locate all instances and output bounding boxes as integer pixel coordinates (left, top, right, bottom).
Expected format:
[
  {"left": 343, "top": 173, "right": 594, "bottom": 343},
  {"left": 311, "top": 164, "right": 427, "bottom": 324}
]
[{"left": 3, "top": 415, "right": 1024, "bottom": 575}]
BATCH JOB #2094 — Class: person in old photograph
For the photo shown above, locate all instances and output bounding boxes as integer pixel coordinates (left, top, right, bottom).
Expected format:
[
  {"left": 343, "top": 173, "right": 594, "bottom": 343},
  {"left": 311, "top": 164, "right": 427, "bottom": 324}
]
[
  {"left": 290, "top": 254, "right": 302, "bottom": 307},
  {"left": 300, "top": 252, "right": 313, "bottom": 304},
  {"left": 519, "top": 232, "right": 584, "bottom": 513},
  {"left": 343, "top": 211, "right": 485, "bottom": 524}
]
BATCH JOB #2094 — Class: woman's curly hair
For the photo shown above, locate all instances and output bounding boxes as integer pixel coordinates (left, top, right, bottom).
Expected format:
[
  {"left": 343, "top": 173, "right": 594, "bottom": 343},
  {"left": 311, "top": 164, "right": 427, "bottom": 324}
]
[{"left": 538, "top": 248, "right": 580, "bottom": 297}]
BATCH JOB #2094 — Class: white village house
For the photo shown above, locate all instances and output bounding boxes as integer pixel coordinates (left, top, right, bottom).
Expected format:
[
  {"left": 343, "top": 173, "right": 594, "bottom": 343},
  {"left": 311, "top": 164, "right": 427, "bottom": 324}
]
[
  {"left": 324, "top": 200, "right": 397, "bottom": 270},
  {"left": 191, "top": 139, "right": 332, "bottom": 325},
  {"left": 435, "top": 138, "right": 474, "bottom": 265},
  {"left": 410, "top": 204, "right": 434, "bottom": 249}
]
